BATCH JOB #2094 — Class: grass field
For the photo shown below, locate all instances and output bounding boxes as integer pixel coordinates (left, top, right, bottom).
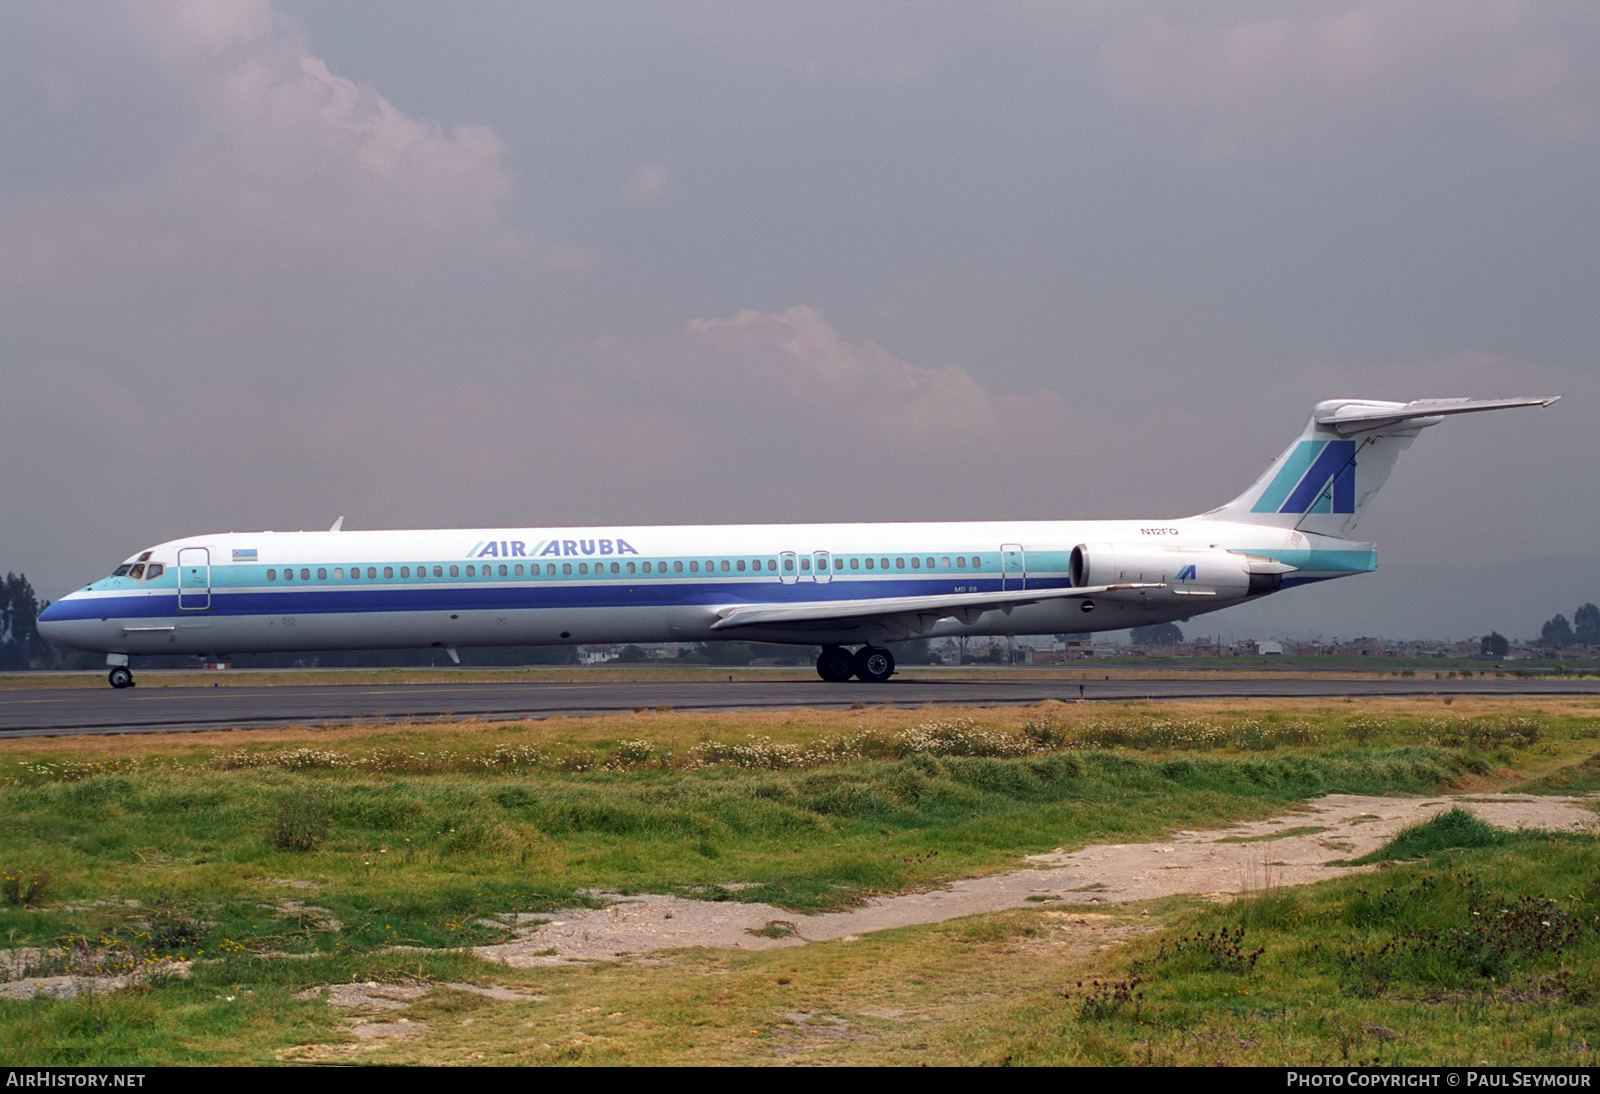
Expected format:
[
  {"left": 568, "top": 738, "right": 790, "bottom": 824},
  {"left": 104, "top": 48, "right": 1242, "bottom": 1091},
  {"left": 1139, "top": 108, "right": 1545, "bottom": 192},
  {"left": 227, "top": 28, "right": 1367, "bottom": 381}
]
[{"left": 2, "top": 694, "right": 1597, "bottom": 1065}]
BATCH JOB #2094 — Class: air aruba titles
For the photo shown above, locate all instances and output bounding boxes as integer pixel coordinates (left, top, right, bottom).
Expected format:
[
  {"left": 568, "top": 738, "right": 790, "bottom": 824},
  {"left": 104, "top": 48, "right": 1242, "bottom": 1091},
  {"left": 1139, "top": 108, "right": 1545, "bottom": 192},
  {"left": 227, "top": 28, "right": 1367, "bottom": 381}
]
[{"left": 468, "top": 538, "right": 640, "bottom": 559}]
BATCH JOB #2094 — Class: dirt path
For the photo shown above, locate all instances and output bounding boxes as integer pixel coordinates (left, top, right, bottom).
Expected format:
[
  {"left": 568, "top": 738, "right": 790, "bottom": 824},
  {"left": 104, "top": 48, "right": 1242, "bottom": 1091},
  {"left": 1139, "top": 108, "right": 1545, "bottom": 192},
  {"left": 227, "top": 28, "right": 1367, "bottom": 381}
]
[{"left": 480, "top": 792, "right": 1600, "bottom": 966}]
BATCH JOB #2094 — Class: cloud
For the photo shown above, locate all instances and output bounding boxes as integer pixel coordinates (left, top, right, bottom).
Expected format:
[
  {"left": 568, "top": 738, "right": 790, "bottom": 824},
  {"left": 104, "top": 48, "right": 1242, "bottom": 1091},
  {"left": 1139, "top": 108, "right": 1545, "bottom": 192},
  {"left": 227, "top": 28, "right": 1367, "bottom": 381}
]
[
  {"left": 664, "top": 3, "right": 949, "bottom": 82},
  {"left": 1297, "top": 349, "right": 1575, "bottom": 399},
  {"left": 543, "top": 244, "right": 601, "bottom": 273},
  {"left": 620, "top": 161, "right": 672, "bottom": 205},
  {"left": 1096, "top": 0, "right": 1600, "bottom": 156},
  {"left": 672, "top": 306, "right": 1050, "bottom": 446},
  {"left": 6, "top": 305, "right": 1120, "bottom": 597},
  {"left": 0, "top": 0, "right": 521, "bottom": 288}
]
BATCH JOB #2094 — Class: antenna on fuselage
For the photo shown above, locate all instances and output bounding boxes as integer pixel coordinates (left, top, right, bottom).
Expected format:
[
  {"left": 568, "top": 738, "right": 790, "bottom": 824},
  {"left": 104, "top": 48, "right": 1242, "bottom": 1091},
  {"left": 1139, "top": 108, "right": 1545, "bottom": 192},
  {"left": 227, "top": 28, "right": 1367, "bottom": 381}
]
[{"left": 329, "top": 516, "right": 345, "bottom": 532}]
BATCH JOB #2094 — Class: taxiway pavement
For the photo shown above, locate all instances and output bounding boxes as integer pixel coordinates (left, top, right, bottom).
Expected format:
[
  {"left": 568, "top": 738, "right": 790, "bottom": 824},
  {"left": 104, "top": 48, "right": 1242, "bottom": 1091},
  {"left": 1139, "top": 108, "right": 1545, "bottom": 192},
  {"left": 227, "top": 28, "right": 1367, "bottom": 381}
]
[{"left": 3, "top": 673, "right": 1598, "bottom": 738}]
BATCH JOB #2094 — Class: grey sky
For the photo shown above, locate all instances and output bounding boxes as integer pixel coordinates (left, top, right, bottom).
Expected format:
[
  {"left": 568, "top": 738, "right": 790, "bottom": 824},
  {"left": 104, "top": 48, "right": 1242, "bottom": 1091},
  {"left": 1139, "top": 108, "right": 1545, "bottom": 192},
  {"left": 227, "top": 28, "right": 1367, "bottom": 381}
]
[{"left": 2, "top": 1, "right": 1595, "bottom": 640}]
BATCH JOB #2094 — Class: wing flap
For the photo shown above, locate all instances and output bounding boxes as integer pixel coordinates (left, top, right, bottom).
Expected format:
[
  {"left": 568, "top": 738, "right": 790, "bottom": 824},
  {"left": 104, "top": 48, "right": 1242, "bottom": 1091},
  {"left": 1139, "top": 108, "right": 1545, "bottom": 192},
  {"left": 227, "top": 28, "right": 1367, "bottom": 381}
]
[{"left": 710, "top": 584, "right": 1162, "bottom": 632}]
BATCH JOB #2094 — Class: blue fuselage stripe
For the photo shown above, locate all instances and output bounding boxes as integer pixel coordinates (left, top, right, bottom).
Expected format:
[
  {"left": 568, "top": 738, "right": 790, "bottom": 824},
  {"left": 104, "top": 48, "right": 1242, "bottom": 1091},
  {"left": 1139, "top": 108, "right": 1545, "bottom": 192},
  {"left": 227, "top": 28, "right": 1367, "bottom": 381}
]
[{"left": 42, "top": 576, "right": 1048, "bottom": 622}]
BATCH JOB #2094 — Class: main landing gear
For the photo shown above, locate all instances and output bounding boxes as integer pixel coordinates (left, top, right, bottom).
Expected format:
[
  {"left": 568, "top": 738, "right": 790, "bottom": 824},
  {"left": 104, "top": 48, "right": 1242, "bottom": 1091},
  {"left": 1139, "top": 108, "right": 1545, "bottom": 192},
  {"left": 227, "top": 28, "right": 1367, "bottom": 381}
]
[
  {"left": 107, "top": 654, "right": 135, "bottom": 689},
  {"left": 816, "top": 645, "right": 895, "bottom": 683}
]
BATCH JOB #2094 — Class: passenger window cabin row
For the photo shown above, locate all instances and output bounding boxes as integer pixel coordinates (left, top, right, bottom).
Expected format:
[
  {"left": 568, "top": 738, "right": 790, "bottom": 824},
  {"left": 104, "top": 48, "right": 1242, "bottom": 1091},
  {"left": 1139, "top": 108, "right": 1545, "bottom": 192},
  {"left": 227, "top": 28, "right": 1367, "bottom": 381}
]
[{"left": 261, "top": 555, "right": 989, "bottom": 583}]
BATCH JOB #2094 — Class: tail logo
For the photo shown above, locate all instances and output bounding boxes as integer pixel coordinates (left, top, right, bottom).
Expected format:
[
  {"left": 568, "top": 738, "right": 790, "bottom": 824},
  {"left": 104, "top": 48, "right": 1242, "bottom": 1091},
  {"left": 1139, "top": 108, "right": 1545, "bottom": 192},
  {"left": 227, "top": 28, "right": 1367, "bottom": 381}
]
[
  {"left": 1252, "top": 440, "right": 1357, "bottom": 515},
  {"left": 1174, "top": 565, "right": 1197, "bottom": 581}
]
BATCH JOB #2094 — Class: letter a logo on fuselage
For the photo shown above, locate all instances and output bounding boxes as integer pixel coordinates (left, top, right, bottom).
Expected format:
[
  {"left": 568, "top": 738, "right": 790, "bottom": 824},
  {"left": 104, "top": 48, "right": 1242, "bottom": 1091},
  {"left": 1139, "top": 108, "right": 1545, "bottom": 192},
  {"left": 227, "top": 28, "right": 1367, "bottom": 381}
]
[{"left": 1251, "top": 440, "right": 1357, "bottom": 515}]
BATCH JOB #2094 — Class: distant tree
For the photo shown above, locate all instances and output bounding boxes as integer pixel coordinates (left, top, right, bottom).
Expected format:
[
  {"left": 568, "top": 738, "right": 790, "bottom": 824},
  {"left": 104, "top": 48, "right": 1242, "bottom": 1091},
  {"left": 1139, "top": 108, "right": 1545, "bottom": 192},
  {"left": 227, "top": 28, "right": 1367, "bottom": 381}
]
[
  {"left": 468, "top": 644, "right": 577, "bottom": 666},
  {"left": 232, "top": 643, "right": 581, "bottom": 668},
  {"left": 1130, "top": 622, "right": 1183, "bottom": 646},
  {"left": 0, "top": 573, "right": 48, "bottom": 670},
  {"left": 689, "top": 642, "right": 758, "bottom": 666},
  {"left": 1480, "top": 631, "right": 1509, "bottom": 658},
  {"left": 1574, "top": 603, "right": 1600, "bottom": 646},
  {"left": 1540, "top": 614, "right": 1575, "bottom": 649},
  {"left": 888, "top": 638, "right": 935, "bottom": 664}
]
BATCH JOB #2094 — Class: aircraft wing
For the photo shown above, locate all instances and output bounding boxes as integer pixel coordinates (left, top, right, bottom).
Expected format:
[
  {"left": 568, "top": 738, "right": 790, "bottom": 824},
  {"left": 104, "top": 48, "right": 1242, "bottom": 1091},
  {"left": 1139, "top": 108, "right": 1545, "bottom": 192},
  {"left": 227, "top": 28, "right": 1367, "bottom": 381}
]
[{"left": 709, "top": 584, "right": 1161, "bottom": 641}]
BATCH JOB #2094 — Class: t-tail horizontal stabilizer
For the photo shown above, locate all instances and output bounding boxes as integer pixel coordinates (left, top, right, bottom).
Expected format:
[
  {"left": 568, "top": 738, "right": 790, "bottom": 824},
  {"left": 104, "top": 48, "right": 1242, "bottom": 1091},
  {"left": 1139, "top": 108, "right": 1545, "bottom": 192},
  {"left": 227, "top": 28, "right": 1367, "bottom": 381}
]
[
  {"left": 1313, "top": 396, "right": 1560, "bottom": 434},
  {"left": 1207, "top": 395, "right": 1560, "bottom": 538}
]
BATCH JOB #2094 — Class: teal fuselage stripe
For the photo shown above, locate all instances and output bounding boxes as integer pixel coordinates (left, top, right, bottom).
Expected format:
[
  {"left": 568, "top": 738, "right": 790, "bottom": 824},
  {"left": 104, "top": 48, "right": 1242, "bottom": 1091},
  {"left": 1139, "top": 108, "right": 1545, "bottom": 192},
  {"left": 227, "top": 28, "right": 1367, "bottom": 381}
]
[
  {"left": 89, "top": 550, "right": 1058, "bottom": 595},
  {"left": 1244, "top": 548, "right": 1377, "bottom": 574},
  {"left": 1252, "top": 441, "right": 1320, "bottom": 513}
]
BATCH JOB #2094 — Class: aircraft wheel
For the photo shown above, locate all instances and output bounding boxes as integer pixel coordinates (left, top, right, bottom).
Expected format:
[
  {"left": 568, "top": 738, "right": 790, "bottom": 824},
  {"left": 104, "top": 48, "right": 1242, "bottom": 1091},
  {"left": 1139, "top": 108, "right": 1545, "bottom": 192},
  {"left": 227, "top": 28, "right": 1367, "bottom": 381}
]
[
  {"left": 852, "top": 646, "right": 895, "bottom": 683},
  {"left": 816, "top": 646, "right": 854, "bottom": 682},
  {"left": 108, "top": 667, "right": 134, "bottom": 689}
]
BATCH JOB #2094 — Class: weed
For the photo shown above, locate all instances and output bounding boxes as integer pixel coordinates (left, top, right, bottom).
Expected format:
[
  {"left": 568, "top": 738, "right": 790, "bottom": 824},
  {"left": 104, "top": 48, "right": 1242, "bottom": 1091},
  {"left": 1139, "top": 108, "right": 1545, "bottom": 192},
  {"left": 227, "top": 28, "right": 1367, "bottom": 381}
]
[
  {"left": 1427, "top": 717, "right": 1542, "bottom": 750},
  {"left": 1021, "top": 720, "right": 1066, "bottom": 748},
  {"left": 1, "top": 866, "right": 52, "bottom": 906},
  {"left": 272, "top": 787, "right": 332, "bottom": 852},
  {"left": 1142, "top": 925, "right": 1264, "bottom": 975},
  {"left": 144, "top": 895, "right": 206, "bottom": 951},
  {"left": 1326, "top": 867, "right": 1591, "bottom": 996},
  {"left": 1065, "top": 976, "right": 1143, "bottom": 1021},
  {"left": 1217, "top": 825, "right": 1328, "bottom": 844},
  {"left": 1344, "top": 717, "right": 1390, "bottom": 745},
  {"left": 1332, "top": 937, "right": 1401, "bottom": 997},
  {"left": 747, "top": 920, "right": 800, "bottom": 939},
  {"left": 611, "top": 739, "right": 661, "bottom": 766},
  {"left": 1346, "top": 875, "right": 1439, "bottom": 926},
  {"left": 191, "top": 711, "right": 1451, "bottom": 780}
]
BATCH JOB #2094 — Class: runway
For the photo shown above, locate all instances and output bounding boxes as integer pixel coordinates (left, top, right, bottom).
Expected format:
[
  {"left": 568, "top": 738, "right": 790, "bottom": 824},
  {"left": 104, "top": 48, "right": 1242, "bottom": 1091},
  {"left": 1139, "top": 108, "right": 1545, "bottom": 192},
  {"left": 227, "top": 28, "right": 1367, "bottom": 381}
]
[{"left": 3, "top": 672, "right": 1599, "bottom": 738}]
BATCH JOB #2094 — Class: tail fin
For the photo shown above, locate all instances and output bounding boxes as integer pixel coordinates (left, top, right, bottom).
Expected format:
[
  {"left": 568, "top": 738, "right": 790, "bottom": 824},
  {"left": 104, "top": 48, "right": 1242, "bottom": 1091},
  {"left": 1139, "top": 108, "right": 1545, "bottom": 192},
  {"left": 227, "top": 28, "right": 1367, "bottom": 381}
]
[{"left": 1202, "top": 397, "right": 1559, "bottom": 537}]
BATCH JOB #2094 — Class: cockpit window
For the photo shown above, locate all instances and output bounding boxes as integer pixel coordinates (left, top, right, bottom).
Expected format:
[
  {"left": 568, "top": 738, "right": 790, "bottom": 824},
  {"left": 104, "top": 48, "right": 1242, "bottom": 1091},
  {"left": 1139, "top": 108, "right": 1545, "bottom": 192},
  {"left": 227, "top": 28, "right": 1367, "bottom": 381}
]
[
  {"left": 137, "top": 551, "right": 153, "bottom": 562},
  {"left": 113, "top": 565, "right": 133, "bottom": 577},
  {"left": 145, "top": 563, "right": 164, "bottom": 580},
  {"left": 127, "top": 564, "right": 146, "bottom": 579}
]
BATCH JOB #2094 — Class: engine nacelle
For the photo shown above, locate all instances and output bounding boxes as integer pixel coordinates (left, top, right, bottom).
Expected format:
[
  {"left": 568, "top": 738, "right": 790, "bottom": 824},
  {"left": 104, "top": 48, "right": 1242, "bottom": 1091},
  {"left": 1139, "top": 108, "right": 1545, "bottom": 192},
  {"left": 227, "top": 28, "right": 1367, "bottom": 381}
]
[{"left": 1069, "top": 544, "right": 1290, "bottom": 600}]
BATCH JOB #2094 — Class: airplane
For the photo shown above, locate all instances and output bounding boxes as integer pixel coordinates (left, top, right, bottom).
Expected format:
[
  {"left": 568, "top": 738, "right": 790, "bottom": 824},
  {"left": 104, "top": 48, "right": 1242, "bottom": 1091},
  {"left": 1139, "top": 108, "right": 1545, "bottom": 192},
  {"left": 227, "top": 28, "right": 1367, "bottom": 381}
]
[{"left": 38, "top": 396, "right": 1558, "bottom": 689}]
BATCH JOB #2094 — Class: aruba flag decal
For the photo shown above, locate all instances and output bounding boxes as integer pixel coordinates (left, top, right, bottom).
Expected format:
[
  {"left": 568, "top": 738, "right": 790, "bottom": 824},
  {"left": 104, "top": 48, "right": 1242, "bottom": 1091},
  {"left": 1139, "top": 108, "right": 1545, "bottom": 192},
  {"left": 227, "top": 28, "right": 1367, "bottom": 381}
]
[{"left": 1252, "top": 440, "right": 1357, "bottom": 515}]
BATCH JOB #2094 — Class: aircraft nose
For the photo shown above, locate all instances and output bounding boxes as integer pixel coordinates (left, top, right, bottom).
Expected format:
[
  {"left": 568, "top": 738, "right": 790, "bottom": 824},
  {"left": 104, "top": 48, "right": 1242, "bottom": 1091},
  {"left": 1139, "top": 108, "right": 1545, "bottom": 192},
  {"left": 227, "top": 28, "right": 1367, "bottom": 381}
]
[
  {"left": 36, "top": 594, "right": 96, "bottom": 651},
  {"left": 36, "top": 598, "right": 71, "bottom": 647}
]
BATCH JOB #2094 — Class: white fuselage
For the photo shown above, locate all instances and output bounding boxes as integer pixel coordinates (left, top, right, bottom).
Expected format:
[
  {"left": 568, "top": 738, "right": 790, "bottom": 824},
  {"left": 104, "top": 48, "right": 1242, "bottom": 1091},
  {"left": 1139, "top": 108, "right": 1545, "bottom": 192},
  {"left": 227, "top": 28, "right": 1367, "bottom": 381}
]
[{"left": 37, "top": 517, "right": 1372, "bottom": 658}]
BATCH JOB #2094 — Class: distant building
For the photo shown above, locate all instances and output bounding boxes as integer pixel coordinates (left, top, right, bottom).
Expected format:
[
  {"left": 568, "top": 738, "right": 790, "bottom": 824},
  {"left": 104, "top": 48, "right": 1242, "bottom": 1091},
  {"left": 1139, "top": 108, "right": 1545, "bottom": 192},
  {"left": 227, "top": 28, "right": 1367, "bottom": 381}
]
[
  {"left": 577, "top": 644, "right": 621, "bottom": 664},
  {"left": 1026, "top": 638, "right": 1095, "bottom": 663}
]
